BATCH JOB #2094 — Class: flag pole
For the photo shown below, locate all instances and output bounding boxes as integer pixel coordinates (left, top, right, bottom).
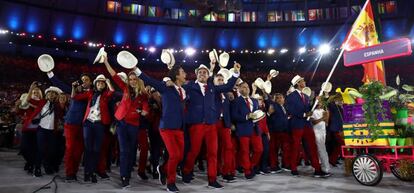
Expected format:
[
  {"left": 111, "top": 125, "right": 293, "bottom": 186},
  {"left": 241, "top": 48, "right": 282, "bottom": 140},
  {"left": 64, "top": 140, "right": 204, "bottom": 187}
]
[{"left": 307, "top": 0, "right": 371, "bottom": 119}]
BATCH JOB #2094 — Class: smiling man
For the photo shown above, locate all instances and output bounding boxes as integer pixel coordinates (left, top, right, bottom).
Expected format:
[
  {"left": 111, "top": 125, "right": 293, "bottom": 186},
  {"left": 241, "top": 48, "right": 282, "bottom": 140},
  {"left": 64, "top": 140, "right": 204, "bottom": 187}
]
[{"left": 182, "top": 62, "right": 241, "bottom": 189}]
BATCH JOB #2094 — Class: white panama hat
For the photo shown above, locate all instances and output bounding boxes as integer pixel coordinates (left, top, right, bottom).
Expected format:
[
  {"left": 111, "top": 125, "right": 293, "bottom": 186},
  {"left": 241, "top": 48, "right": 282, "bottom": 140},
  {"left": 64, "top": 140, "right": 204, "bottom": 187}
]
[
  {"left": 93, "top": 47, "right": 107, "bottom": 64},
  {"left": 117, "top": 50, "right": 138, "bottom": 69},
  {"left": 37, "top": 54, "right": 55, "bottom": 72},
  {"left": 218, "top": 52, "right": 230, "bottom": 68},
  {"left": 291, "top": 75, "right": 304, "bottom": 86}
]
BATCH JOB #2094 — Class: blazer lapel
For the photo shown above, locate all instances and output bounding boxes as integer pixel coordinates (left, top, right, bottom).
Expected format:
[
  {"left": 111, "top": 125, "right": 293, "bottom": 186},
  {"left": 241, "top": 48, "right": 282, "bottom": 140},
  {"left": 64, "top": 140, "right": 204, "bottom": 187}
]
[
  {"left": 294, "top": 91, "right": 304, "bottom": 104},
  {"left": 241, "top": 97, "right": 250, "bottom": 113},
  {"left": 172, "top": 87, "right": 180, "bottom": 99},
  {"left": 193, "top": 81, "right": 205, "bottom": 95}
]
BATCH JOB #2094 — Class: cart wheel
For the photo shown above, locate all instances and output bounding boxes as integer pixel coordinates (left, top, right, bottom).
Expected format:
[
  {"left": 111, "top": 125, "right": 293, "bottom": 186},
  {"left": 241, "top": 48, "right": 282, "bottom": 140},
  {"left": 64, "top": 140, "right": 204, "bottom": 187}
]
[
  {"left": 390, "top": 160, "right": 414, "bottom": 182},
  {"left": 352, "top": 154, "right": 383, "bottom": 186}
]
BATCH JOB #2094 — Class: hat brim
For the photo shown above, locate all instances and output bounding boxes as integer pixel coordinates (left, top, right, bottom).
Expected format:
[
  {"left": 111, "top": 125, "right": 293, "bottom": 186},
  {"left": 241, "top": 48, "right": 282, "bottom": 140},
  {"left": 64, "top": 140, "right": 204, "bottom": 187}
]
[
  {"left": 93, "top": 78, "right": 107, "bottom": 85},
  {"left": 263, "top": 81, "right": 272, "bottom": 94},
  {"left": 45, "top": 88, "right": 63, "bottom": 94},
  {"left": 292, "top": 77, "right": 304, "bottom": 86},
  {"left": 270, "top": 70, "right": 279, "bottom": 78},
  {"left": 93, "top": 47, "right": 106, "bottom": 64},
  {"left": 302, "top": 87, "right": 312, "bottom": 97},
  {"left": 254, "top": 78, "right": 265, "bottom": 89},
  {"left": 322, "top": 82, "right": 332, "bottom": 92},
  {"left": 213, "top": 49, "right": 219, "bottom": 62},
  {"left": 195, "top": 66, "right": 210, "bottom": 76},
  {"left": 252, "top": 110, "right": 265, "bottom": 123},
  {"left": 219, "top": 52, "right": 229, "bottom": 68},
  {"left": 217, "top": 68, "right": 231, "bottom": 83},
  {"left": 117, "top": 51, "right": 138, "bottom": 69},
  {"left": 38, "top": 54, "right": 55, "bottom": 72}
]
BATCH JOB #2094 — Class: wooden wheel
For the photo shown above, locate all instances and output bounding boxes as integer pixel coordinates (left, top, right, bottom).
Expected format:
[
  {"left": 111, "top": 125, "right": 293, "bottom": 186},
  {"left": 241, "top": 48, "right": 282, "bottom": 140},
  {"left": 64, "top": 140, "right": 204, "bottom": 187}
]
[{"left": 391, "top": 160, "right": 414, "bottom": 182}]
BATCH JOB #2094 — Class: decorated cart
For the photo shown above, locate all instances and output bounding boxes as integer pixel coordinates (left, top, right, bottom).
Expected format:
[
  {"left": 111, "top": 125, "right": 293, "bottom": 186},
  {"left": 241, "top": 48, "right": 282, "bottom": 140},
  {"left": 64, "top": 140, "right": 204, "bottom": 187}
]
[{"left": 338, "top": 81, "right": 414, "bottom": 186}]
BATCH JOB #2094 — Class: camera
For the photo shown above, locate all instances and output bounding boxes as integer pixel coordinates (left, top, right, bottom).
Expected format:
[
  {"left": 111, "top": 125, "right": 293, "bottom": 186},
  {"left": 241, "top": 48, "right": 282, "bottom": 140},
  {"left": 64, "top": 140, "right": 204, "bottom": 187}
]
[{"left": 73, "top": 80, "right": 81, "bottom": 87}]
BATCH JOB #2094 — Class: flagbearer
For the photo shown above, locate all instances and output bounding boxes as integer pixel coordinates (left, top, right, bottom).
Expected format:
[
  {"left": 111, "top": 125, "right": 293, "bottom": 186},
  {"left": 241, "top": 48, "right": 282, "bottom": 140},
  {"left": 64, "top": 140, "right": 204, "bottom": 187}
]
[{"left": 286, "top": 75, "right": 330, "bottom": 178}]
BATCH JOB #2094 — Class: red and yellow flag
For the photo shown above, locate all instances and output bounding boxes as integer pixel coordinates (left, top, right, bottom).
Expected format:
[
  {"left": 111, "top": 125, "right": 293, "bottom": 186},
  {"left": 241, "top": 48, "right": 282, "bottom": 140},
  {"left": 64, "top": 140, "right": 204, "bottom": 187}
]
[{"left": 343, "top": 0, "right": 386, "bottom": 85}]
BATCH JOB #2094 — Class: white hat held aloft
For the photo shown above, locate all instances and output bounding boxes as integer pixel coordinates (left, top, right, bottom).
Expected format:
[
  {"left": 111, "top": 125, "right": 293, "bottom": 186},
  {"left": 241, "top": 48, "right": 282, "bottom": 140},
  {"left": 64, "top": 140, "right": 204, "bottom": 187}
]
[
  {"left": 37, "top": 54, "right": 55, "bottom": 72},
  {"left": 117, "top": 50, "right": 138, "bottom": 69}
]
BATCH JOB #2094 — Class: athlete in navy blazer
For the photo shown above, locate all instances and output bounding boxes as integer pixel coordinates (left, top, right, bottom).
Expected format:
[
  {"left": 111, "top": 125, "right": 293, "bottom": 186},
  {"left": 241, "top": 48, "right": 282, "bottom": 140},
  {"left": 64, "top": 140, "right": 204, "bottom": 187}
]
[
  {"left": 231, "top": 81, "right": 263, "bottom": 179},
  {"left": 183, "top": 75, "right": 237, "bottom": 125},
  {"left": 266, "top": 93, "right": 291, "bottom": 172},
  {"left": 182, "top": 63, "right": 240, "bottom": 189},
  {"left": 213, "top": 72, "right": 236, "bottom": 182},
  {"left": 286, "top": 90, "right": 312, "bottom": 129},
  {"left": 137, "top": 73, "right": 186, "bottom": 130},
  {"left": 134, "top": 66, "right": 187, "bottom": 192},
  {"left": 215, "top": 93, "right": 232, "bottom": 128},
  {"left": 286, "top": 75, "right": 329, "bottom": 178},
  {"left": 231, "top": 95, "right": 260, "bottom": 137}
]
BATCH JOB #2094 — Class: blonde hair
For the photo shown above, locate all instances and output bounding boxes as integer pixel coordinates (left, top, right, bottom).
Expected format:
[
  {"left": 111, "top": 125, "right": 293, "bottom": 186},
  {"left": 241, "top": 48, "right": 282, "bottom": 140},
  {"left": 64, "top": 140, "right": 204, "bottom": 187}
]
[
  {"left": 128, "top": 72, "right": 146, "bottom": 96},
  {"left": 32, "top": 87, "right": 44, "bottom": 100}
]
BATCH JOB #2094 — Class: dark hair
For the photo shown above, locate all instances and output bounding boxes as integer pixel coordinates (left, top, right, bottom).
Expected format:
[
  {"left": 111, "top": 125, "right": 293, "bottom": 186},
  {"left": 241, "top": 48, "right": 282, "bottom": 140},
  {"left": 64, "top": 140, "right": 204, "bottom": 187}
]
[
  {"left": 274, "top": 93, "right": 284, "bottom": 98},
  {"left": 168, "top": 65, "right": 183, "bottom": 82},
  {"left": 293, "top": 84, "right": 299, "bottom": 89},
  {"left": 80, "top": 73, "right": 91, "bottom": 80},
  {"left": 215, "top": 73, "right": 224, "bottom": 78}
]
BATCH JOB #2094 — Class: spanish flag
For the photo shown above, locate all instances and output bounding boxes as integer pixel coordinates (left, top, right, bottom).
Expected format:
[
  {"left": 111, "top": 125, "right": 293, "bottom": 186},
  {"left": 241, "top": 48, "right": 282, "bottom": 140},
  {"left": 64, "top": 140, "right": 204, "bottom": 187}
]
[{"left": 343, "top": 0, "right": 386, "bottom": 85}]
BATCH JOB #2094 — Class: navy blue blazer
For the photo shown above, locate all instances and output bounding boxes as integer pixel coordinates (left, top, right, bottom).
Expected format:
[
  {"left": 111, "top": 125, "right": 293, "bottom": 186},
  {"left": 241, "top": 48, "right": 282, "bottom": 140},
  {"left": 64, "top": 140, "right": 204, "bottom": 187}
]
[
  {"left": 231, "top": 96, "right": 260, "bottom": 137},
  {"left": 286, "top": 90, "right": 312, "bottom": 129},
  {"left": 183, "top": 76, "right": 237, "bottom": 125},
  {"left": 49, "top": 75, "right": 87, "bottom": 125},
  {"left": 214, "top": 93, "right": 232, "bottom": 128},
  {"left": 139, "top": 73, "right": 186, "bottom": 130},
  {"left": 267, "top": 101, "right": 289, "bottom": 132}
]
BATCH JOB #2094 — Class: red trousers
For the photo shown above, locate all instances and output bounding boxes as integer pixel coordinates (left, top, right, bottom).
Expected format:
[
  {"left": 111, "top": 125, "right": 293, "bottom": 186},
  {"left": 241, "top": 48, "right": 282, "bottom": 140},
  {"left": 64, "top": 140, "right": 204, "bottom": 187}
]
[
  {"left": 329, "top": 131, "right": 345, "bottom": 164},
  {"left": 239, "top": 134, "right": 263, "bottom": 175},
  {"left": 183, "top": 124, "right": 218, "bottom": 182},
  {"left": 137, "top": 129, "right": 149, "bottom": 173},
  {"left": 216, "top": 121, "right": 235, "bottom": 176},
  {"left": 97, "top": 129, "right": 111, "bottom": 174},
  {"left": 232, "top": 135, "right": 239, "bottom": 173},
  {"left": 269, "top": 131, "right": 290, "bottom": 169},
  {"left": 290, "top": 127, "right": 321, "bottom": 172},
  {"left": 160, "top": 129, "right": 184, "bottom": 184},
  {"left": 64, "top": 124, "right": 84, "bottom": 176}
]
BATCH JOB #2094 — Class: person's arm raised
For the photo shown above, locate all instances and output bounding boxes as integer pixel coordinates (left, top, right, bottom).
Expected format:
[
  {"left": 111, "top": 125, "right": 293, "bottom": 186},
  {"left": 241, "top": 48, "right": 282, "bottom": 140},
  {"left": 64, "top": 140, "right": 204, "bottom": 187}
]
[
  {"left": 103, "top": 56, "right": 116, "bottom": 77},
  {"left": 133, "top": 67, "right": 167, "bottom": 93}
]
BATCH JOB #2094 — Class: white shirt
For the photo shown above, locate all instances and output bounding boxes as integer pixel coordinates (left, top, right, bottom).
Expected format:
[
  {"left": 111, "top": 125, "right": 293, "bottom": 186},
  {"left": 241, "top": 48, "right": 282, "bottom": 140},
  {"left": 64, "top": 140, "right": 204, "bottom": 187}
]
[
  {"left": 220, "top": 94, "right": 225, "bottom": 118},
  {"left": 197, "top": 82, "right": 208, "bottom": 96},
  {"left": 244, "top": 97, "right": 253, "bottom": 112},
  {"left": 87, "top": 95, "right": 101, "bottom": 122},
  {"left": 39, "top": 101, "right": 55, "bottom": 130},
  {"left": 174, "top": 84, "right": 186, "bottom": 100},
  {"left": 295, "top": 89, "right": 304, "bottom": 95},
  {"left": 280, "top": 104, "right": 287, "bottom": 115},
  {"left": 311, "top": 108, "right": 326, "bottom": 131},
  {"left": 296, "top": 89, "right": 308, "bottom": 117}
]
